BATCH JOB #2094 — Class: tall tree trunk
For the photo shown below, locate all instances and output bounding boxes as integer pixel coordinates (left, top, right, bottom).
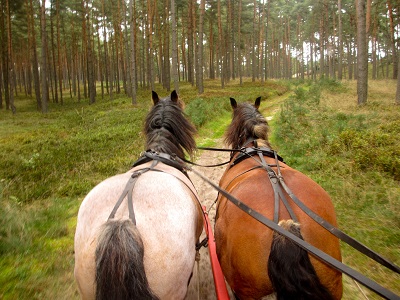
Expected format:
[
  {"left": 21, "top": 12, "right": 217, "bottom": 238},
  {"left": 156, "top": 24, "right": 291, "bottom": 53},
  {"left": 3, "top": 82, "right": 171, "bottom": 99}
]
[
  {"left": 265, "top": 0, "right": 270, "bottom": 80},
  {"left": 56, "top": 0, "right": 62, "bottom": 104},
  {"left": 193, "top": 0, "right": 198, "bottom": 87},
  {"left": 348, "top": 41, "right": 353, "bottom": 80},
  {"left": 171, "top": 0, "right": 179, "bottom": 92},
  {"left": 156, "top": 5, "right": 163, "bottom": 86},
  {"left": 338, "top": 0, "right": 343, "bottom": 80},
  {"left": 319, "top": 18, "right": 324, "bottom": 78},
  {"left": 130, "top": 0, "right": 137, "bottom": 104},
  {"left": 1, "top": 0, "right": 8, "bottom": 110},
  {"left": 85, "top": 0, "right": 95, "bottom": 104},
  {"left": 252, "top": 0, "right": 256, "bottom": 82},
  {"left": 181, "top": 24, "right": 186, "bottom": 81},
  {"left": 259, "top": 0, "right": 265, "bottom": 82},
  {"left": 123, "top": 0, "right": 131, "bottom": 97},
  {"left": 41, "top": 0, "right": 48, "bottom": 112},
  {"left": 140, "top": 0, "right": 145, "bottom": 88},
  {"left": 209, "top": 14, "right": 215, "bottom": 80},
  {"left": 217, "top": 0, "right": 224, "bottom": 88},
  {"left": 81, "top": 0, "right": 87, "bottom": 99},
  {"left": 396, "top": 59, "right": 400, "bottom": 105},
  {"left": 197, "top": 0, "right": 205, "bottom": 94},
  {"left": 117, "top": 0, "right": 127, "bottom": 95},
  {"left": 238, "top": 0, "right": 242, "bottom": 85},
  {"left": 6, "top": 0, "right": 15, "bottom": 113},
  {"left": 387, "top": 0, "right": 398, "bottom": 79},
  {"left": 310, "top": 32, "right": 315, "bottom": 80},
  {"left": 71, "top": 22, "right": 76, "bottom": 97},
  {"left": 0, "top": 61, "right": 2, "bottom": 109},
  {"left": 101, "top": 0, "right": 109, "bottom": 96},
  {"left": 228, "top": 0, "right": 234, "bottom": 80},
  {"left": 356, "top": 0, "right": 368, "bottom": 105},
  {"left": 50, "top": 1, "right": 58, "bottom": 103},
  {"left": 146, "top": 0, "right": 155, "bottom": 90},
  {"left": 371, "top": 15, "right": 377, "bottom": 80},
  {"left": 96, "top": 21, "right": 104, "bottom": 100},
  {"left": 29, "top": 0, "right": 41, "bottom": 110},
  {"left": 162, "top": 0, "right": 170, "bottom": 90},
  {"left": 187, "top": 0, "right": 194, "bottom": 85}
]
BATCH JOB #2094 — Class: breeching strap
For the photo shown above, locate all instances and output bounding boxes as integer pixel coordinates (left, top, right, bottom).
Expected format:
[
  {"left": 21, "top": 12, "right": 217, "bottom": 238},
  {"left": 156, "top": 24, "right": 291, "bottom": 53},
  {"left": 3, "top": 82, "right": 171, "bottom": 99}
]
[{"left": 108, "top": 160, "right": 159, "bottom": 224}]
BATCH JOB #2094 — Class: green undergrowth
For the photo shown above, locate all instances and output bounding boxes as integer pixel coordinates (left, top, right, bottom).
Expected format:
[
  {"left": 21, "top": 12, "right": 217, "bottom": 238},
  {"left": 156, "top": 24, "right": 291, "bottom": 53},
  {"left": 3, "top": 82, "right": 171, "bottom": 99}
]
[{"left": 273, "top": 79, "right": 400, "bottom": 299}]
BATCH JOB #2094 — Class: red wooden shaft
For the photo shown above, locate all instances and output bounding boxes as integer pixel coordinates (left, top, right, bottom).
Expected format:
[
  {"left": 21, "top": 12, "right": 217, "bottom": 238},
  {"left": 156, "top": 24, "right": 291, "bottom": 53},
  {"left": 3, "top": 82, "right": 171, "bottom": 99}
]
[{"left": 202, "top": 206, "right": 230, "bottom": 300}]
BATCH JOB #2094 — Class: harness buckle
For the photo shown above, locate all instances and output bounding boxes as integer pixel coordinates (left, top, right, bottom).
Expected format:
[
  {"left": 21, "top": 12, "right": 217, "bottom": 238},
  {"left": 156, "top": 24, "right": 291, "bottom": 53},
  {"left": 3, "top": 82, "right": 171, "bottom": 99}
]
[{"left": 196, "top": 237, "right": 209, "bottom": 251}]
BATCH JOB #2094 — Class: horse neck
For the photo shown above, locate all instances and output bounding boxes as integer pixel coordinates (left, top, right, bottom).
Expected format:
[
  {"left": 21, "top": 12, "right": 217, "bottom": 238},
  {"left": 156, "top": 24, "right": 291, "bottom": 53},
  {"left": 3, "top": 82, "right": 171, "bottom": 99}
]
[
  {"left": 238, "top": 137, "right": 271, "bottom": 149},
  {"left": 146, "top": 137, "right": 185, "bottom": 159},
  {"left": 254, "top": 139, "right": 272, "bottom": 149}
]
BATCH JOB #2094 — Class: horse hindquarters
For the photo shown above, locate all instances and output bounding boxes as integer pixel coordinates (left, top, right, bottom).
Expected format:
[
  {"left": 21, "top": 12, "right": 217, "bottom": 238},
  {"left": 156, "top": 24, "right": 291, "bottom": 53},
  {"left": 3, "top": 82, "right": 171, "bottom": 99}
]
[
  {"left": 267, "top": 220, "right": 335, "bottom": 300},
  {"left": 95, "top": 219, "right": 159, "bottom": 300}
]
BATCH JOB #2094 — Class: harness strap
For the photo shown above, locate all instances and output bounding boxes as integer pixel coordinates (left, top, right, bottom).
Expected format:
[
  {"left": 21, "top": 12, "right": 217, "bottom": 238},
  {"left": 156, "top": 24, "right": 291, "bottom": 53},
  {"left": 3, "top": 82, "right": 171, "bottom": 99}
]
[
  {"left": 108, "top": 175, "right": 135, "bottom": 221},
  {"left": 186, "top": 165, "right": 400, "bottom": 300},
  {"left": 108, "top": 160, "right": 159, "bottom": 223},
  {"left": 195, "top": 145, "right": 284, "bottom": 168},
  {"left": 232, "top": 147, "right": 284, "bottom": 166},
  {"left": 110, "top": 153, "right": 208, "bottom": 251},
  {"left": 257, "top": 150, "right": 298, "bottom": 223},
  {"left": 127, "top": 179, "right": 135, "bottom": 223}
]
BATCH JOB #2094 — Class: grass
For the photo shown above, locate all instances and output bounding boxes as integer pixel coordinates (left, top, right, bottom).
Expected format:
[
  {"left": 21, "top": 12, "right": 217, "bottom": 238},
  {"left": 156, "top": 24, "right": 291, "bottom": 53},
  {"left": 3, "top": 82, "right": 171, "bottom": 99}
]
[
  {"left": 0, "top": 78, "right": 399, "bottom": 299},
  {"left": 273, "top": 79, "right": 400, "bottom": 299}
]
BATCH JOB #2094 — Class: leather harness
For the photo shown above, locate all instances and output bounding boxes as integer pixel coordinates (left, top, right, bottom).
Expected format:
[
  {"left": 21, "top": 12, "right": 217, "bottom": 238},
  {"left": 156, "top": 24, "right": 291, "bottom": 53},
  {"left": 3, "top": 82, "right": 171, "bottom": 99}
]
[
  {"left": 106, "top": 145, "right": 399, "bottom": 299},
  {"left": 108, "top": 150, "right": 206, "bottom": 250},
  {"left": 188, "top": 141, "right": 400, "bottom": 299}
]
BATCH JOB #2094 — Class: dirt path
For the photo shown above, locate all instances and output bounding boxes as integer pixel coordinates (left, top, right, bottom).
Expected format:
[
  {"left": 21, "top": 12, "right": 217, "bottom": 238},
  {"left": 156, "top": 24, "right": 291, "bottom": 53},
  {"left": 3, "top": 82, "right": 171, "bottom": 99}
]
[{"left": 185, "top": 138, "right": 233, "bottom": 300}]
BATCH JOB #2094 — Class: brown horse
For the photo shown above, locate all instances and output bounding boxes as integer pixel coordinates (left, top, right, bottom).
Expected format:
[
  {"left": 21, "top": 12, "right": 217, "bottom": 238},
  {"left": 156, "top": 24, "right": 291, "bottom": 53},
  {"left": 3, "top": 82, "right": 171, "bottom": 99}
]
[
  {"left": 215, "top": 97, "right": 342, "bottom": 300},
  {"left": 74, "top": 91, "right": 203, "bottom": 299}
]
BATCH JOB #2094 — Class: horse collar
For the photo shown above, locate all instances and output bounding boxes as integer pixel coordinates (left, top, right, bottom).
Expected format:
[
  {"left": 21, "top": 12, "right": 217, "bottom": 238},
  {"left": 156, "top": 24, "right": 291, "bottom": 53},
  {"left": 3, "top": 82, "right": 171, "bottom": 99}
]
[
  {"left": 133, "top": 150, "right": 188, "bottom": 176},
  {"left": 231, "top": 146, "right": 285, "bottom": 167}
]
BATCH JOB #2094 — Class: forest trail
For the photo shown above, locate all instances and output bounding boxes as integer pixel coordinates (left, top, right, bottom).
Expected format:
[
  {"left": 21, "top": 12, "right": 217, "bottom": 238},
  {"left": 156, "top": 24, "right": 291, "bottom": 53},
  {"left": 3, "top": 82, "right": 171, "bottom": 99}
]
[{"left": 185, "top": 137, "right": 231, "bottom": 300}]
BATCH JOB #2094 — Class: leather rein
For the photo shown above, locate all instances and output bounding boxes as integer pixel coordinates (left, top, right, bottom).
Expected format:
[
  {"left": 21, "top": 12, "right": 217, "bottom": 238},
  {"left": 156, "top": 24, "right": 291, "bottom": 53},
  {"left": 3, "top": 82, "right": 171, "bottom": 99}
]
[{"left": 187, "top": 143, "right": 400, "bottom": 300}]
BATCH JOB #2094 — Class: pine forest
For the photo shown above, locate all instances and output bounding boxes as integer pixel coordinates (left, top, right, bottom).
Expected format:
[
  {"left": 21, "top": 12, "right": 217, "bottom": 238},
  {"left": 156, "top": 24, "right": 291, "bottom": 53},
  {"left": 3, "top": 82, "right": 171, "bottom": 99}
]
[{"left": 0, "top": 0, "right": 399, "bottom": 112}]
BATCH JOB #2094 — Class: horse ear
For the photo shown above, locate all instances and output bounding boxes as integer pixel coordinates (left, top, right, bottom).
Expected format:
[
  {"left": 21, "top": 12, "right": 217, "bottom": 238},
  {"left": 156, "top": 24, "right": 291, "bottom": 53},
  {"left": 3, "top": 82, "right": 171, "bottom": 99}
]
[
  {"left": 171, "top": 90, "right": 179, "bottom": 102},
  {"left": 230, "top": 98, "right": 237, "bottom": 109},
  {"left": 255, "top": 97, "right": 261, "bottom": 109},
  {"left": 152, "top": 91, "right": 159, "bottom": 105}
]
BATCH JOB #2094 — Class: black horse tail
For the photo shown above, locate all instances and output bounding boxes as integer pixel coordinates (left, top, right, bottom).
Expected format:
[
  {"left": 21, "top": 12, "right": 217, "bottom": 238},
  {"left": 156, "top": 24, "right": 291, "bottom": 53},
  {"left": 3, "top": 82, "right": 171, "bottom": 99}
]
[
  {"left": 95, "top": 219, "right": 159, "bottom": 300},
  {"left": 268, "top": 220, "right": 334, "bottom": 300}
]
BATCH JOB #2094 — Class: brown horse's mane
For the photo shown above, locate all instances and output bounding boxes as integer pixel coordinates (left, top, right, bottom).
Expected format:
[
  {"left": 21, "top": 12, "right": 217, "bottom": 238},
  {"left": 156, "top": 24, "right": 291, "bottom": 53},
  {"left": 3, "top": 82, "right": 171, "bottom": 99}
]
[
  {"left": 224, "top": 100, "right": 271, "bottom": 149},
  {"left": 144, "top": 94, "right": 197, "bottom": 160}
]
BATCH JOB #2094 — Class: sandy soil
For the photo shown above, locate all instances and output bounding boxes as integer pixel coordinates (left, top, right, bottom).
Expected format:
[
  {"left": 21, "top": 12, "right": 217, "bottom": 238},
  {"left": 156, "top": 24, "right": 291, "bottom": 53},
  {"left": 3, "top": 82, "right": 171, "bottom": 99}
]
[{"left": 185, "top": 138, "right": 235, "bottom": 300}]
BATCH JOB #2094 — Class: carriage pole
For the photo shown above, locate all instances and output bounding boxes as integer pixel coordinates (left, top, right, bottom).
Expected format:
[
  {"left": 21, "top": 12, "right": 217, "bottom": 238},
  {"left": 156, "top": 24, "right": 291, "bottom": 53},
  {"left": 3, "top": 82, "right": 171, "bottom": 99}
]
[{"left": 202, "top": 206, "right": 230, "bottom": 300}]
